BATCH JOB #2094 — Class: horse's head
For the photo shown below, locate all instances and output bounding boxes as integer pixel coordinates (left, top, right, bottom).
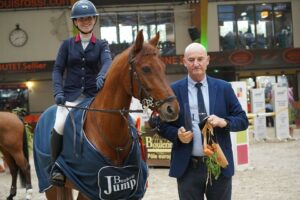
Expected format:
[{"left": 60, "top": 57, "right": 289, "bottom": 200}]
[{"left": 128, "top": 30, "right": 179, "bottom": 122}]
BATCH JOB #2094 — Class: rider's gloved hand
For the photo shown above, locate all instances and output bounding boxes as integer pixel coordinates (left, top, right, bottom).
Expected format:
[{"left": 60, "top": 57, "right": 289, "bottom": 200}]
[
  {"left": 96, "top": 74, "right": 105, "bottom": 90},
  {"left": 55, "top": 93, "right": 65, "bottom": 105}
]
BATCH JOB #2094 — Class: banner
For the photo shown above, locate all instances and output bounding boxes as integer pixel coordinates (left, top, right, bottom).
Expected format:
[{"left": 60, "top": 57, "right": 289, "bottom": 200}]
[
  {"left": 230, "top": 81, "right": 249, "bottom": 170},
  {"left": 251, "top": 88, "right": 267, "bottom": 140},
  {"left": 273, "top": 87, "right": 290, "bottom": 139}
]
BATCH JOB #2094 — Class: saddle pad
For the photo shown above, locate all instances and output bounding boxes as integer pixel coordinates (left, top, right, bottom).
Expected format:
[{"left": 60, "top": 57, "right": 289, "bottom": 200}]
[
  {"left": 56, "top": 100, "right": 148, "bottom": 200},
  {"left": 34, "top": 99, "right": 148, "bottom": 200}
]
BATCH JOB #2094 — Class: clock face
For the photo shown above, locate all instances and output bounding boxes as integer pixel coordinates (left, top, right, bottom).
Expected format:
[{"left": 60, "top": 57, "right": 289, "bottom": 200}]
[{"left": 9, "top": 29, "right": 28, "bottom": 47}]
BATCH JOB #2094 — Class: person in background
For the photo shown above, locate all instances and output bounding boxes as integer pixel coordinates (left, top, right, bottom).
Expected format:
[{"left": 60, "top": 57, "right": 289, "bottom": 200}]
[
  {"left": 50, "top": 0, "right": 112, "bottom": 186},
  {"left": 156, "top": 43, "right": 248, "bottom": 200}
]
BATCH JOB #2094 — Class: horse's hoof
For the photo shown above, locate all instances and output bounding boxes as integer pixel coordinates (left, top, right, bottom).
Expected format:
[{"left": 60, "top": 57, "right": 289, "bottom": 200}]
[
  {"left": 25, "top": 188, "right": 33, "bottom": 200},
  {"left": 6, "top": 196, "right": 14, "bottom": 200}
]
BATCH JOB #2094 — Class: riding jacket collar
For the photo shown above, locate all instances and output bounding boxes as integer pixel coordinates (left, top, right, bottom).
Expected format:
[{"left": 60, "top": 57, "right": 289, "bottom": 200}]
[{"left": 75, "top": 33, "right": 97, "bottom": 44}]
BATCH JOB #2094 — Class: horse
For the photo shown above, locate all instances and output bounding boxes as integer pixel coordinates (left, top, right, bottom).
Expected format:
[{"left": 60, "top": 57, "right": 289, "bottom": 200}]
[
  {"left": 33, "top": 30, "right": 180, "bottom": 200},
  {"left": 0, "top": 111, "right": 32, "bottom": 200}
]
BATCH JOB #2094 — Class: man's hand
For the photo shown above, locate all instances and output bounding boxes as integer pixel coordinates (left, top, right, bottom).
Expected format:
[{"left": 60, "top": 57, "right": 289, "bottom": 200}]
[
  {"left": 178, "top": 127, "right": 193, "bottom": 144},
  {"left": 207, "top": 114, "right": 227, "bottom": 128}
]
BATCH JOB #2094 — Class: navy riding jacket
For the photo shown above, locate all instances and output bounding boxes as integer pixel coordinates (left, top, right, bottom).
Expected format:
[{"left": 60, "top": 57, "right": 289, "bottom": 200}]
[{"left": 52, "top": 33, "right": 112, "bottom": 101}]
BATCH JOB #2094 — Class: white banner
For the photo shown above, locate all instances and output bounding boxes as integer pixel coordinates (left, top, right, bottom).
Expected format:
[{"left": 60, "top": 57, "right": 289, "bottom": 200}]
[
  {"left": 273, "top": 87, "right": 290, "bottom": 139},
  {"left": 251, "top": 88, "right": 267, "bottom": 140}
]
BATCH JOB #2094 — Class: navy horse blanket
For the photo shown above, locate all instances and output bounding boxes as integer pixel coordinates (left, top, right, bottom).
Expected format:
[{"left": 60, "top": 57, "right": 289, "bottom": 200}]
[{"left": 34, "top": 99, "right": 148, "bottom": 200}]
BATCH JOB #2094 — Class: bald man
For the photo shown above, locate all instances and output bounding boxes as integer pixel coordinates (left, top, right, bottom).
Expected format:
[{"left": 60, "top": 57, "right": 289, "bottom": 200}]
[{"left": 157, "top": 43, "right": 248, "bottom": 200}]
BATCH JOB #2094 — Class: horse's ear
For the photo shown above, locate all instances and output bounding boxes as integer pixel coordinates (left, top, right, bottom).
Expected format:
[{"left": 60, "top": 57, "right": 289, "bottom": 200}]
[
  {"left": 149, "top": 32, "right": 160, "bottom": 47},
  {"left": 133, "top": 30, "right": 144, "bottom": 55}
]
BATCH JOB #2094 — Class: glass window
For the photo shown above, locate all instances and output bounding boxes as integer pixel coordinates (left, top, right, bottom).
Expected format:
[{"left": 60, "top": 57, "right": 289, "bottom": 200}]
[
  {"left": 218, "top": 5, "right": 236, "bottom": 50},
  {"left": 273, "top": 3, "right": 293, "bottom": 48},
  {"left": 218, "top": 2, "right": 293, "bottom": 51},
  {"left": 100, "top": 11, "right": 175, "bottom": 56},
  {"left": 118, "top": 13, "right": 138, "bottom": 44},
  {"left": 100, "top": 14, "right": 117, "bottom": 44},
  {"left": 138, "top": 12, "right": 156, "bottom": 41},
  {"left": 236, "top": 5, "right": 255, "bottom": 49},
  {"left": 0, "top": 88, "right": 28, "bottom": 112}
]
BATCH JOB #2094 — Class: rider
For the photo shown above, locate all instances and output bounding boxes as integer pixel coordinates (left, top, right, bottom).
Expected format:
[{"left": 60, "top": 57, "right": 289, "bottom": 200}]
[{"left": 51, "top": 0, "right": 112, "bottom": 186}]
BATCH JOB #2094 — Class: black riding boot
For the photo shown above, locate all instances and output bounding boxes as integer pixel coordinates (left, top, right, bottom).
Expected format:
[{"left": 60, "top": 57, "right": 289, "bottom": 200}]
[{"left": 50, "top": 129, "right": 65, "bottom": 186}]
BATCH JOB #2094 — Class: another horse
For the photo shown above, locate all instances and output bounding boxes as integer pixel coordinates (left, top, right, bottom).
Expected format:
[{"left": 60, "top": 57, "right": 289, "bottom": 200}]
[
  {"left": 0, "top": 112, "right": 32, "bottom": 200},
  {"left": 34, "top": 30, "right": 180, "bottom": 200}
]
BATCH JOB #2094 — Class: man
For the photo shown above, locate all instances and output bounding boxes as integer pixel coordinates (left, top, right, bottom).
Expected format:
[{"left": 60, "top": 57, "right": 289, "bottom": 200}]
[{"left": 157, "top": 43, "right": 248, "bottom": 200}]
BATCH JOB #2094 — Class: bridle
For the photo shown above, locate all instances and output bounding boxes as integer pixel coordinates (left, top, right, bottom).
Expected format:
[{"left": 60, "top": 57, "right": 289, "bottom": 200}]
[{"left": 128, "top": 50, "right": 176, "bottom": 111}]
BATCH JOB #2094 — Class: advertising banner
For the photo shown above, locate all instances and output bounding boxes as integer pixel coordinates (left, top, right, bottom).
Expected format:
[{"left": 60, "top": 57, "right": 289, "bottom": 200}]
[
  {"left": 273, "top": 87, "right": 290, "bottom": 139},
  {"left": 251, "top": 88, "right": 267, "bottom": 140},
  {"left": 130, "top": 98, "right": 172, "bottom": 166},
  {"left": 230, "top": 81, "right": 249, "bottom": 170}
]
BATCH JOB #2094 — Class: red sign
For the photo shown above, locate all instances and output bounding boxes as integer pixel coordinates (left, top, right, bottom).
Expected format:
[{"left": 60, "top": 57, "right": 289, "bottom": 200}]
[
  {"left": 0, "top": 61, "right": 54, "bottom": 73},
  {"left": 283, "top": 48, "right": 300, "bottom": 63},
  {"left": 0, "top": 0, "right": 70, "bottom": 9},
  {"left": 229, "top": 50, "right": 253, "bottom": 66}
]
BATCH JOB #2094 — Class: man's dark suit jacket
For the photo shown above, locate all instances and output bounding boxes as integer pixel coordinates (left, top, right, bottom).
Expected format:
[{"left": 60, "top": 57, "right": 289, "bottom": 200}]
[{"left": 159, "top": 76, "right": 249, "bottom": 178}]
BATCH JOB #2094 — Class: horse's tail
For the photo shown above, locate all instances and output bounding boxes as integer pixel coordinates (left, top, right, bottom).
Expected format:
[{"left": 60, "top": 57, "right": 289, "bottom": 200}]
[{"left": 19, "top": 124, "right": 29, "bottom": 187}]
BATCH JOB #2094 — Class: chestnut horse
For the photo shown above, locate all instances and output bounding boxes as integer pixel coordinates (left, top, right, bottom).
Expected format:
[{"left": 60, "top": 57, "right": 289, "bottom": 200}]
[
  {"left": 0, "top": 112, "right": 32, "bottom": 200},
  {"left": 34, "top": 30, "right": 179, "bottom": 199}
]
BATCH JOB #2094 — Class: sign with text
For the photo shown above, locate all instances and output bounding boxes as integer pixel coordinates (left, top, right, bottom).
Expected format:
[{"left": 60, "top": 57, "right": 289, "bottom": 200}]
[
  {"left": 130, "top": 98, "right": 171, "bottom": 167},
  {"left": 0, "top": 61, "right": 54, "bottom": 73},
  {"left": 251, "top": 88, "right": 267, "bottom": 140},
  {"left": 0, "top": 0, "right": 70, "bottom": 9},
  {"left": 273, "top": 87, "right": 290, "bottom": 139}
]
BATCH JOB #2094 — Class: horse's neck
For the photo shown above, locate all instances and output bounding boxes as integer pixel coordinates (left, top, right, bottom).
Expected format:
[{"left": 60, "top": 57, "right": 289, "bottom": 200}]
[{"left": 85, "top": 59, "right": 133, "bottom": 163}]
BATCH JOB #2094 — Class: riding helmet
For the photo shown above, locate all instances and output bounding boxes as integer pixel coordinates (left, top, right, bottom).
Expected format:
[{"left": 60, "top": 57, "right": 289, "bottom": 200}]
[{"left": 70, "top": 0, "right": 99, "bottom": 19}]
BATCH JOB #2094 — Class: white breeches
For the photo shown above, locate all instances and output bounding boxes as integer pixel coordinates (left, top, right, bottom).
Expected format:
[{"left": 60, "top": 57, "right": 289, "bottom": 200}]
[{"left": 54, "top": 95, "right": 85, "bottom": 135}]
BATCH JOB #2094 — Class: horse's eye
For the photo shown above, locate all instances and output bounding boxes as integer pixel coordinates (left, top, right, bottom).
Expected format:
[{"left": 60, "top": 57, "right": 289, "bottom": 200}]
[{"left": 142, "top": 66, "right": 151, "bottom": 74}]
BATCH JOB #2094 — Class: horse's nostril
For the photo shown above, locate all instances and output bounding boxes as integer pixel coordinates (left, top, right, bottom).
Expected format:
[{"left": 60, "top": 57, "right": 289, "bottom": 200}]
[{"left": 167, "top": 105, "right": 173, "bottom": 114}]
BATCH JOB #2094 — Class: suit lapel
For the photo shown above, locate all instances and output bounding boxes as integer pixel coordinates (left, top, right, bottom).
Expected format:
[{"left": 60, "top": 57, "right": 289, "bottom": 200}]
[
  {"left": 178, "top": 78, "right": 192, "bottom": 130},
  {"left": 207, "top": 77, "right": 217, "bottom": 115}
]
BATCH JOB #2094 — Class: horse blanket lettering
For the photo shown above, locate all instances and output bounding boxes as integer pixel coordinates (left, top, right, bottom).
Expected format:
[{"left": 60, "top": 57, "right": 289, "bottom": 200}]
[{"left": 34, "top": 99, "right": 148, "bottom": 200}]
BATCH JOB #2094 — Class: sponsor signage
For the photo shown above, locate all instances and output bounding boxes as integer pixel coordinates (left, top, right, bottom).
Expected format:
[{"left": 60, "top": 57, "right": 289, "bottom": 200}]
[
  {"left": 273, "top": 87, "right": 290, "bottom": 139},
  {"left": 0, "top": 61, "right": 54, "bottom": 73},
  {"left": 250, "top": 88, "right": 267, "bottom": 140},
  {"left": 144, "top": 133, "right": 172, "bottom": 166},
  {"left": 0, "top": 0, "right": 70, "bottom": 9}
]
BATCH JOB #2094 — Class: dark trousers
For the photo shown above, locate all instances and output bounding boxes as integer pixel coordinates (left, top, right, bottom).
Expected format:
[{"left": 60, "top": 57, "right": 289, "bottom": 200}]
[{"left": 177, "top": 157, "right": 232, "bottom": 200}]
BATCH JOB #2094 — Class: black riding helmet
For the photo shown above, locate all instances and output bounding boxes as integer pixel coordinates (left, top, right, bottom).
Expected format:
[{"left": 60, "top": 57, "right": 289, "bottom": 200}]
[{"left": 71, "top": 0, "right": 99, "bottom": 34}]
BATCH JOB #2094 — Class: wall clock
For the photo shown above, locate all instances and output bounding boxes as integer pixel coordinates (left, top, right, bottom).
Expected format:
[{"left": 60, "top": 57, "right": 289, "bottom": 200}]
[{"left": 9, "top": 24, "right": 28, "bottom": 47}]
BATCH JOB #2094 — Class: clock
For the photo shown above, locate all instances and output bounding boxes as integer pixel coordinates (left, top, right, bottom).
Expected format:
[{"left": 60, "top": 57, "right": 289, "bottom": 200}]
[{"left": 9, "top": 24, "right": 28, "bottom": 47}]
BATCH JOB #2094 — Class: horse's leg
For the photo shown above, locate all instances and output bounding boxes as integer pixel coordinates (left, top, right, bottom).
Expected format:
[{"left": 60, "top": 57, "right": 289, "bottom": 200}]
[
  {"left": 55, "top": 186, "right": 74, "bottom": 200},
  {"left": 1, "top": 151, "right": 18, "bottom": 200},
  {"left": 77, "top": 192, "right": 89, "bottom": 200},
  {"left": 45, "top": 187, "right": 57, "bottom": 200},
  {"left": 11, "top": 151, "right": 32, "bottom": 199}
]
